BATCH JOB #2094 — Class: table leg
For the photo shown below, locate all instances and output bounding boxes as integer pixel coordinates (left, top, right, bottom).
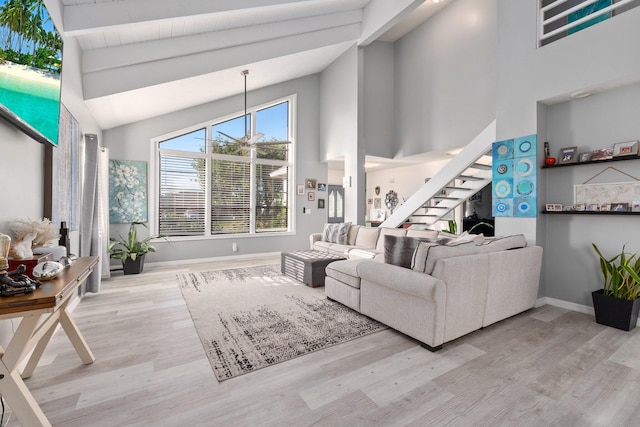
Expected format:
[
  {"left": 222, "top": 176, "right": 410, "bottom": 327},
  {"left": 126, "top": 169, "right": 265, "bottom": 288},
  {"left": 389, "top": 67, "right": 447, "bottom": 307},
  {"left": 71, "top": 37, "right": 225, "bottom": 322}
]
[
  {"left": 21, "top": 323, "right": 57, "bottom": 380},
  {"left": 0, "top": 356, "right": 51, "bottom": 426},
  {"left": 59, "top": 307, "right": 95, "bottom": 365}
]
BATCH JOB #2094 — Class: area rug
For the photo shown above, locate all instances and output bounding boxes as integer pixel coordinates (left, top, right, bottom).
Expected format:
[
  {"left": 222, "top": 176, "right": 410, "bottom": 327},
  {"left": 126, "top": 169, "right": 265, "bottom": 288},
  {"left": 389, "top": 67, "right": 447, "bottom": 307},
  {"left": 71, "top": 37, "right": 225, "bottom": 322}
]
[{"left": 177, "top": 264, "right": 386, "bottom": 381}]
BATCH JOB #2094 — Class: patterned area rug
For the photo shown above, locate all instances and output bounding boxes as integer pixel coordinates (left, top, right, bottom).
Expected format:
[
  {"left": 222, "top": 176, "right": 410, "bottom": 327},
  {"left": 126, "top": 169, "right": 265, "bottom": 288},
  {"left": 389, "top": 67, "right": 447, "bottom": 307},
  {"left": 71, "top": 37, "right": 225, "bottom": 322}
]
[{"left": 177, "top": 264, "right": 386, "bottom": 382}]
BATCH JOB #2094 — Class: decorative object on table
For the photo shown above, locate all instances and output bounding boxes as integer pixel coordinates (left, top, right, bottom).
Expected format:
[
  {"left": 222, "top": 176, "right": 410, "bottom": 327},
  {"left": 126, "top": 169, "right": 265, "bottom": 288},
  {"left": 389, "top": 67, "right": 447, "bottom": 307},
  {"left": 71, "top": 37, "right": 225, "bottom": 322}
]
[
  {"left": 10, "top": 233, "right": 36, "bottom": 259},
  {"left": 492, "top": 134, "right": 537, "bottom": 218},
  {"left": 109, "top": 222, "right": 166, "bottom": 274},
  {"left": 305, "top": 178, "right": 316, "bottom": 189},
  {"left": 579, "top": 152, "right": 592, "bottom": 162},
  {"left": 317, "top": 198, "right": 325, "bottom": 209},
  {"left": 177, "top": 264, "right": 386, "bottom": 381},
  {"left": 0, "top": 234, "right": 39, "bottom": 297},
  {"left": 32, "top": 261, "right": 64, "bottom": 281},
  {"left": 591, "top": 147, "right": 614, "bottom": 160},
  {"left": 10, "top": 218, "right": 59, "bottom": 248},
  {"left": 109, "top": 159, "right": 148, "bottom": 224},
  {"left": 385, "top": 190, "right": 399, "bottom": 214},
  {"left": 559, "top": 146, "right": 577, "bottom": 164},
  {"left": 58, "top": 221, "right": 70, "bottom": 257},
  {"left": 591, "top": 243, "right": 640, "bottom": 331},
  {"left": 613, "top": 140, "right": 639, "bottom": 157},
  {"left": 307, "top": 191, "right": 315, "bottom": 201},
  {"left": 296, "top": 184, "right": 304, "bottom": 196}
]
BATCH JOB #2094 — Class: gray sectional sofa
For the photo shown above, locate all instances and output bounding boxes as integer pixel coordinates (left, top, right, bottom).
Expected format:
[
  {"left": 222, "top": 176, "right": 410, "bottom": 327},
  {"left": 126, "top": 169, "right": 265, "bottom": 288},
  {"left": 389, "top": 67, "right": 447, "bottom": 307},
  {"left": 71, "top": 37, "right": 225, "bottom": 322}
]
[{"left": 316, "top": 227, "right": 543, "bottom": 351}]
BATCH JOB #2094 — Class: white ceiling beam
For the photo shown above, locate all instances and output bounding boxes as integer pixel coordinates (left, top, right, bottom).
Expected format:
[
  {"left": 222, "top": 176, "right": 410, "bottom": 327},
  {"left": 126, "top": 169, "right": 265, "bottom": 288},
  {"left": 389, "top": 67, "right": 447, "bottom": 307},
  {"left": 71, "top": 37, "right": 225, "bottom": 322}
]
[
  {"left": 358, "top": 0, "right": 426, "bottom": 45},
  {"left": 82, "top": 10, "right": 363, "bottom": 73},
  {"left": 82, "top": 24, "right": 361, "bottom": 100},
  {"left": 63, "top": 0, "right": 314, "bottom": 35}
]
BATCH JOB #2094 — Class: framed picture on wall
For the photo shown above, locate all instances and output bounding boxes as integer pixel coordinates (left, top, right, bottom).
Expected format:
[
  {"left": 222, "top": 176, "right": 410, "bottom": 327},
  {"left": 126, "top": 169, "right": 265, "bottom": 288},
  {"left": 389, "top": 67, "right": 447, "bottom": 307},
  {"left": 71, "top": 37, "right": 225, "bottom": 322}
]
[
  {"left": 308, "top": 191, "right": 315, "bottom": 201},
  {"left": 305, "top": 178, "right": 317, "bottom": 189},
  {"left": 318, "top": 199, "right": 325, "bottom": 209},
  {"left": 297, "top": 185, "right": 304, "bottom": 196}
]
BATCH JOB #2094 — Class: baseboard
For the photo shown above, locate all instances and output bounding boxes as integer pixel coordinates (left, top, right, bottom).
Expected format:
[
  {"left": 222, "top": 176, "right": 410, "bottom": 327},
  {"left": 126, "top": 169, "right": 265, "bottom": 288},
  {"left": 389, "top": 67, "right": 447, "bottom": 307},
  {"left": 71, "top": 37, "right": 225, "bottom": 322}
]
[
  {"left": 143, "top": 251, "right": 281, "bottom": 268},
  {"left": 536, "top": 296, "right": 640, "bottom": 326}
]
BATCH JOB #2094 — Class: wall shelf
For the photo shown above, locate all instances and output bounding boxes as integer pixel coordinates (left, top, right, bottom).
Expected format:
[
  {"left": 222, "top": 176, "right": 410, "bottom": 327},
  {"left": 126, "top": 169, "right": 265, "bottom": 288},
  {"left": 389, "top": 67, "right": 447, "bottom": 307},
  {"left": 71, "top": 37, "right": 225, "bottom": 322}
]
[
  {"left": 542, "top": 211, "right": 640, "bottom": 215},
  {"left": 542, "top": 155, "right": 640, "bottom": 169}
]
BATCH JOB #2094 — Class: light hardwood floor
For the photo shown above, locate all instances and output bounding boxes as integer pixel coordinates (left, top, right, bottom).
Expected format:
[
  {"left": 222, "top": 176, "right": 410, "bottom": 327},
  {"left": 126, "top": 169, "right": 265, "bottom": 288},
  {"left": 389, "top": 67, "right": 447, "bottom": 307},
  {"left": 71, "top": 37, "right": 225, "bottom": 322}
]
[{"left": 7, "top": 255, "right": 640, "bottom": 426}]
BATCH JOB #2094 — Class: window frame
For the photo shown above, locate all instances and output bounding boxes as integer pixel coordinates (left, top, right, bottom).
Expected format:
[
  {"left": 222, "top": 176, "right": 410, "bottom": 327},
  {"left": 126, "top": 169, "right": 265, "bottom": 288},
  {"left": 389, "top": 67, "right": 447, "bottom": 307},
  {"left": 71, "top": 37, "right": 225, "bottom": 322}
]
[{"left": 149, "top": 94, "right": 296, "bottom": 240}]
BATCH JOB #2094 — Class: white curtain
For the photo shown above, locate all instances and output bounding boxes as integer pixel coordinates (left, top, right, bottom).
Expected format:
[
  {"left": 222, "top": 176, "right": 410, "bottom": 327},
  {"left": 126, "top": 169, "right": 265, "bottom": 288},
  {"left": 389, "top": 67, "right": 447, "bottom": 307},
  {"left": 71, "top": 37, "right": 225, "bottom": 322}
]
[{"left": 80, "top": 134, "right": 110, "bottom": 292}]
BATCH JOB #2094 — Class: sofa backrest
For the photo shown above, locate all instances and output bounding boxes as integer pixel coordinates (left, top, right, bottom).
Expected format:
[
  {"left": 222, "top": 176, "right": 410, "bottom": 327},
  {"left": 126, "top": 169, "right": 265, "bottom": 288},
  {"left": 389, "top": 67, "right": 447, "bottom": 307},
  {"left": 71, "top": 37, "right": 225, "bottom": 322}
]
[
  {"left": 347, "top": 225, "right": 361, "bottom": 246},
  {"left": 354, "top": 227, "right": 380, "bottom": 249},
  {"left": 412, "top": 234, "right": 528, "bottom": 275},
  {"left": 375, "top": 228, "right": 407, "bottom": 252},
  {"left": 406, "top": 229, "right": 439, "bottom": 239}
]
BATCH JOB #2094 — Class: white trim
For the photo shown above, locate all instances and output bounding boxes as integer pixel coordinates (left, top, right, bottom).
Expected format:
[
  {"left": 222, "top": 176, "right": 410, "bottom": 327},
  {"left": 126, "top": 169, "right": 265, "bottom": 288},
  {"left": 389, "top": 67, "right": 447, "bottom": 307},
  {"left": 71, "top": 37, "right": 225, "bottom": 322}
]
[
  {"left": 144, "top": 251, "right": 281, "bottom": 268},
  {"left": 536, "top": 296, "right": 640, "bottom": 326}
]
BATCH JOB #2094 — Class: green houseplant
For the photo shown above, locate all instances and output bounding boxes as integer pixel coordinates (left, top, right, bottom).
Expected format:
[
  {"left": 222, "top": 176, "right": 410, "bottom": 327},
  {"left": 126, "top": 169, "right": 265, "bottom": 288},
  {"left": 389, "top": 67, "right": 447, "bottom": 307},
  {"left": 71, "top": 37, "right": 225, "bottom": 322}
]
[
  {"left": 109, "top": 222, "right": 166, "bottom": 274},
  {"left": 591, "top": 243, "right": 640, "bottom": 330}
]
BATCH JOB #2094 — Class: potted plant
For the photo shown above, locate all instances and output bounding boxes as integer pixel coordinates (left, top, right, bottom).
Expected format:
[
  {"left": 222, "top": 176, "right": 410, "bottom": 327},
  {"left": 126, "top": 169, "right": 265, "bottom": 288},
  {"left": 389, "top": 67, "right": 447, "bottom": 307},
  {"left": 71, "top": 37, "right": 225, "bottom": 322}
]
[
  {"left": 592, "top": 243, "right": 640, "bottom": 331},
  {"left": 109, "top": 222, "right": 166, "bottom": 274}
]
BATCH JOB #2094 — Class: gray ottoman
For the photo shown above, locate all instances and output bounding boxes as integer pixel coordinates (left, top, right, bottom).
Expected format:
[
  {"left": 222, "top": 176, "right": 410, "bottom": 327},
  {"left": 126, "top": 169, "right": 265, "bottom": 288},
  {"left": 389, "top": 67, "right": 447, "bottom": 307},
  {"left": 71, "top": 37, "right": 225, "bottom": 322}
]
[{"left": 281, "top": 250, "right": 345, "bottom": 287}]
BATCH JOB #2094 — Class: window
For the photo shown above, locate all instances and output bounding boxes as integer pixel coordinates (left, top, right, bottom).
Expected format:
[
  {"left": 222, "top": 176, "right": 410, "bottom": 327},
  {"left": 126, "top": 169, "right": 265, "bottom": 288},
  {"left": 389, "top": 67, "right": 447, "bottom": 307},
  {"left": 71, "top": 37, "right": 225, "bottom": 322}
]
[{"left": 155, "top": 98, "right": 293, "bottom": 237}]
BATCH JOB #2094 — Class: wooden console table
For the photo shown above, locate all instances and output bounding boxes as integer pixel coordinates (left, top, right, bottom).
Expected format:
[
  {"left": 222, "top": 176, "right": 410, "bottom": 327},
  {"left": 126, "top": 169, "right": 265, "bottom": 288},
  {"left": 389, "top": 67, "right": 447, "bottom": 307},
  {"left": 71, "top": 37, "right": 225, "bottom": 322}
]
[{"left": 0, "top": 256, "right": 99, "bottom": 427}]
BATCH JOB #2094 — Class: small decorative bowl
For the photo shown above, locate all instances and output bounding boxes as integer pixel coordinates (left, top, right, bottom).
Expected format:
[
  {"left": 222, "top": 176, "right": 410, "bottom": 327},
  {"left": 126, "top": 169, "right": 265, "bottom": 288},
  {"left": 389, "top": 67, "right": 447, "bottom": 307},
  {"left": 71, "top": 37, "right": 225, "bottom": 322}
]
[{"left": 544, "top": 157, "right": 556, "bottom": 166}]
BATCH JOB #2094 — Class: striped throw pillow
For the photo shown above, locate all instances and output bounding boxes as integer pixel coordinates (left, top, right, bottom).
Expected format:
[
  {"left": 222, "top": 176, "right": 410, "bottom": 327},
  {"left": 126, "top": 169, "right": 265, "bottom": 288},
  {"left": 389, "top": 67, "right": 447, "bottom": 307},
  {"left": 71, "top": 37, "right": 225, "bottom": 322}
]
[{"left": 321, "top": 222, "right": 351, "bottom": 244}]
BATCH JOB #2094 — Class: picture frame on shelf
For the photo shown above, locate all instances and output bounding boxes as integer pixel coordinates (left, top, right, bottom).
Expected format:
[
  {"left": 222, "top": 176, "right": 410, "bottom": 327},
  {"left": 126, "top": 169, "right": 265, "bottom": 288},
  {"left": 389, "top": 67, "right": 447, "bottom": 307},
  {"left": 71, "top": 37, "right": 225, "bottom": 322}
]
[
  {"left": 563, "top": 206, "right": 574, "bottom": 211},
  {"left": 613, "top": 140, "right": 639, "bottom": 157},
  {"left": 559, "top": 146, "right": 577, "bottom": 164},
  {"left": 586, "top": 204, "right": 599, "bottom": 212},
  {"left": 600, "top": 203, "right": 611, "bottom": 212},
  {"left": 574, "top": 203, "right": 586, "bottom": 211},
  {"left": 612, "top": 202, "right": 629, "bottom": 212},
  {"left": 578, "top": 152, "right": 592, "bottom": 162},
  {"left": 632, "top": 201, "right": 640, "bottom": 212},
  {"left": 591, "top": 147, "right": 614, "bottom": 161},
  {"left": 545, "top": 203, "right": 563, "bottom": 212}
]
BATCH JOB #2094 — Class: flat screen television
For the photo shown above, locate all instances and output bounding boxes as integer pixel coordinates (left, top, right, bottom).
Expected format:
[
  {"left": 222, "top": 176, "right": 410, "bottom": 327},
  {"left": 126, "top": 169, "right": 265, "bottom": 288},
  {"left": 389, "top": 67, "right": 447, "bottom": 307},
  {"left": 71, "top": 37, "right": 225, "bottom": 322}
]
[{"left": 0, "top": 0, "right": 62, "bottom": 146}]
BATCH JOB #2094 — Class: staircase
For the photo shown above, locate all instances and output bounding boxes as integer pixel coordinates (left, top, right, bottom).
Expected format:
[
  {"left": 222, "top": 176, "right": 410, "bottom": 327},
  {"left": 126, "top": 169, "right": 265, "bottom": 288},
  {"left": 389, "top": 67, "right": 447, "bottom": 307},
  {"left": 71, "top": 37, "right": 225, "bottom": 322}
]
[{"left": 381, "top": 120, "right": 497, "bottom": 229}]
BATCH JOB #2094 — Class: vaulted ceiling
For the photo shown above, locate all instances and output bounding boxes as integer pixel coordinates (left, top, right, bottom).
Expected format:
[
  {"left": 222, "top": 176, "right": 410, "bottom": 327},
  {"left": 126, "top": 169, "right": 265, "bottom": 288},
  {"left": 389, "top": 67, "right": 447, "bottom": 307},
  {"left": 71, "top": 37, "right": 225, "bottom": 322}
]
[{"left": 56, "top": 0, "right": 447, "bottom": 129}]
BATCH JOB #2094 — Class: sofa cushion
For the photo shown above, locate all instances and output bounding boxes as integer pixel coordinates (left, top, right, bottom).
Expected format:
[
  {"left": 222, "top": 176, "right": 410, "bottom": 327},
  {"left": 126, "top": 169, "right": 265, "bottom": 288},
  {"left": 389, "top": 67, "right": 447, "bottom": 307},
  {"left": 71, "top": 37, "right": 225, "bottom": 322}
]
[
  {"left": 478, "top": 234, "right": 527, "bottom": 251},
  {"left": 313, "top": 240, "right": 333, "bottom": 252},
  {"left": 322, "top": 222, "right": 351, "bottom": 244},
  {"left": 411, "top": 241, "right": 481, "bottom": 275},
  {"left": 347, "top": 225, "right": 361, "bottom": 246},
  {"left": 450, "top": 231, "right": 485, "bottom": 245},
  {"left": 406, "top": 229, "right": 439, "bottom": 239},
  {"left": 376, "top": 228, "right": 407, "bottom": 252},
  {"left": 354, "top": 227, "right": 380, "bottom": 249},
  {"left": 384, "top": 235, "right": 435, "bottom": 268},
  {"left": 326, "top": 259, "right": 366, "bottom": 289}
]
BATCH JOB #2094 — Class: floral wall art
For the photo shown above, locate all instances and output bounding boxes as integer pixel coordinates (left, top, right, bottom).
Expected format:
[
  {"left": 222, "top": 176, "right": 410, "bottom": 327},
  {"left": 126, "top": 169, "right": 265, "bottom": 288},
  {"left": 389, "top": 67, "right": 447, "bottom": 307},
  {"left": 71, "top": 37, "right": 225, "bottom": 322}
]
[{"left": 109, "top": 160, "right": 148, "bottom": 223}]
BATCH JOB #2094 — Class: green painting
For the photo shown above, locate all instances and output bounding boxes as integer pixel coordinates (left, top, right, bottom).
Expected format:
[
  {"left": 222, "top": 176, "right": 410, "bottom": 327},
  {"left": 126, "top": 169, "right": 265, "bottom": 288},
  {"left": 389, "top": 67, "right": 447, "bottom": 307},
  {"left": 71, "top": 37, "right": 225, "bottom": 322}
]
[{"left": 109, "top": 160, "right": 148, "bottom": 224}]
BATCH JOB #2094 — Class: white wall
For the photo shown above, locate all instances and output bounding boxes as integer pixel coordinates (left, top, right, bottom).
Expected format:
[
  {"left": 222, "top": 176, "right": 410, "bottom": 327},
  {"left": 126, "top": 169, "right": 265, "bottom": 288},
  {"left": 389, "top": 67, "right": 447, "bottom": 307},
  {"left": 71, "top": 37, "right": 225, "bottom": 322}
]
[
  {"left": 365, "top": 159, "right": 449, "bottom": 222},
  {"left": 363, "top": 41, "right": 394, "bottom": 159},
  {"left": 542, "top": 82, "right": 640, "bottom": 306},
  {"left": 103, "top": 75, "right": 326, "bottom": 263},
  {"left": 393, "top": 0, "right": 497, "bottom": 158}
]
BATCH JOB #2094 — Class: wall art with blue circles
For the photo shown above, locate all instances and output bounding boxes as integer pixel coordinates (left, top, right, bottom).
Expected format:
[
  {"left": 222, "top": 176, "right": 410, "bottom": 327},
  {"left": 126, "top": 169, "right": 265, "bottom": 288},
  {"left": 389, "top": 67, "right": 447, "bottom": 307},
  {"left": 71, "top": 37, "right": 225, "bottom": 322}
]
[{"left": 492, "top": 134, "right": 537, "bottom": 218}]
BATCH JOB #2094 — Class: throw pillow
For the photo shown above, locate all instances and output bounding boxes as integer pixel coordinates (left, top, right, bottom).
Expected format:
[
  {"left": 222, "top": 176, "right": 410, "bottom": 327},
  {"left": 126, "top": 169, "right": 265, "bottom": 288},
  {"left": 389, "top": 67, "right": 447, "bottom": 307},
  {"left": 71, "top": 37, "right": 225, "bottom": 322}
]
[
  {"left": 385, "top": 235, "right": 447, "bottom": 269},
  {"left": 321, "top": 222, "right": 351, "bottom": 244}
]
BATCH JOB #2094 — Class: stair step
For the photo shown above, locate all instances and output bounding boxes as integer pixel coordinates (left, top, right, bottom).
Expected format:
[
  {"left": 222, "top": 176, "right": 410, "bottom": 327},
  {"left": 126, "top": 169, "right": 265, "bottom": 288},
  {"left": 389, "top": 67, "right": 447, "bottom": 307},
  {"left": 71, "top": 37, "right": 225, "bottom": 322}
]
[
  {"left": 410, "top": 214, "right": 439, "bottom": 218},
  {"left": 458, "top": 174, "right": 485, "bottom": 181},
  {"left": 444, "top": 186, "right": 474, "bottom": 191},
  {"left": 433, "top": 196, "right": 462, "bottom": 201},
  {"left": 470, "top": 162, "right": 492, "bottom": 170},
  {"left": 422, "top": 205, "right": 448, "bottom": 209}
]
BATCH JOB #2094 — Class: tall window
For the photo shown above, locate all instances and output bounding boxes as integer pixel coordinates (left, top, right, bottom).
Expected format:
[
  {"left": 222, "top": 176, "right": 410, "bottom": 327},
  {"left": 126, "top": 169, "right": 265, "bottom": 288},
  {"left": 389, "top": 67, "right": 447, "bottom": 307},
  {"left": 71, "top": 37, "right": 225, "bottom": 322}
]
[{"left": 155, "top": 98, "right": 293, "bottom": 237}]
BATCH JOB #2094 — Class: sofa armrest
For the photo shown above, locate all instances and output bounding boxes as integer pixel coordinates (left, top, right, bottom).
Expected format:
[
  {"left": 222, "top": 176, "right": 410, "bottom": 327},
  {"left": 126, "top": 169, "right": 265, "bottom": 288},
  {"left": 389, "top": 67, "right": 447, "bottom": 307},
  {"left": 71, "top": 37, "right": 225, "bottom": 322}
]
[
  {"left": 356, "top": 260, "right": 445, "bottom": 301},
  {"left": 309, "top": 233, "right": 322, "bottom": 249}
]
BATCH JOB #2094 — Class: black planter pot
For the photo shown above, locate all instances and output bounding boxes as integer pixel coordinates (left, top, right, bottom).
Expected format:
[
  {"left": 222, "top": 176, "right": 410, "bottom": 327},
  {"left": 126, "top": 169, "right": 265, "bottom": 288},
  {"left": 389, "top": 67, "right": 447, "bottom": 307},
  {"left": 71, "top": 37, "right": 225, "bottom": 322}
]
[
  {"left": 123, "top": 254, "right": 145, "bottom": 275},
  {"left": 592, "top": 289, "right": 640, "bottom": 331}
]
